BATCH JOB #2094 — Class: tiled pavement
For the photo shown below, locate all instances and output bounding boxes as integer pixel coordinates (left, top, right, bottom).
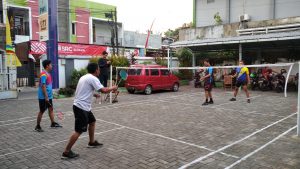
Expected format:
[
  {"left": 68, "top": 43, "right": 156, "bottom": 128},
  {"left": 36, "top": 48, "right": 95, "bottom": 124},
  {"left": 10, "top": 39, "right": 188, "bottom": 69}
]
[{"left": 0, "top": 86, "right": 299, "bottom": 169}]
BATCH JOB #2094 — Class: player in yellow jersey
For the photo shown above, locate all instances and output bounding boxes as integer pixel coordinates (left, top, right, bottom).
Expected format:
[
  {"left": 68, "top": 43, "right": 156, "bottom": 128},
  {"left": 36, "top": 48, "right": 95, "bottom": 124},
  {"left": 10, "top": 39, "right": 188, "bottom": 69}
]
[{"left": 230, "top": 60, "right": 251, "bottom": 103}]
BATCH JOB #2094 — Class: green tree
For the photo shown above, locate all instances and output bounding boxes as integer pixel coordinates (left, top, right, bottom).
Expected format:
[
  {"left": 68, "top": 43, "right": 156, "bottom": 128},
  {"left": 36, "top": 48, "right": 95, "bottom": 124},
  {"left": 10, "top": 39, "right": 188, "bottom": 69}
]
[
  {"left": 174, "top": 48, "right": 193, "bottom": 80},
  {"left": 176, "top": 48, "right": 193, "bottom": 67},
  {"left": 164, "top": 28, "right": 180, "bottom": 41},
  {"left": 214, "top": 12, "right": 223, "bottom": 25}
]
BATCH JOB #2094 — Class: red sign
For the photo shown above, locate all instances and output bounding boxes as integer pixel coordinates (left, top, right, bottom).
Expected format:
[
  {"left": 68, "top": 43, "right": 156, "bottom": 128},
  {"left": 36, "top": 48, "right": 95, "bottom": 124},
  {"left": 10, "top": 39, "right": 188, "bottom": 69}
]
[{"left": 30, "top": 41, "right": 107, "bottom": 56}]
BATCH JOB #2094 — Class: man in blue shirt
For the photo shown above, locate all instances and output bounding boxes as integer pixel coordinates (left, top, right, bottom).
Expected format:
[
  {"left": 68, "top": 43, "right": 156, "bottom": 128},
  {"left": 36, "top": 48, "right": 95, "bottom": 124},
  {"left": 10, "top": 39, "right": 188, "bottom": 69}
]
[
  {"left": 200, "top": 59, "right": 214, "bottom": 106},
  {"left": 35, "top": 60, "right": 62, "bottom": 132}
]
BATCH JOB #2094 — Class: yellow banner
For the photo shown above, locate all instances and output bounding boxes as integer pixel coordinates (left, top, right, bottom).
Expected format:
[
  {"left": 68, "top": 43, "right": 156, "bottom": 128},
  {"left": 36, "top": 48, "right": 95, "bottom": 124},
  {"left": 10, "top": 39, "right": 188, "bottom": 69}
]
[
  {"left": 6, "top": 54, "right": 22, "bottom": 67},
  {"left": 6, "top": 14, "right": 22, "bottom": 67}
]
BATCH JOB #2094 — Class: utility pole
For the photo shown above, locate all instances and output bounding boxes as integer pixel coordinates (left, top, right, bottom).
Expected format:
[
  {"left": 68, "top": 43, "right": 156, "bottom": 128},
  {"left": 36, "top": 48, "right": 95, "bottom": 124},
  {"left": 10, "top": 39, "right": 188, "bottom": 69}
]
[
  {"left": 114, "top": 8, "right": 119, "bottom": 56},
  {"left": 47, "top": 0, "right": 59, "bottom": 89},
  {"left": 110, "top": 11, "right": 115, "bottom": 56}
]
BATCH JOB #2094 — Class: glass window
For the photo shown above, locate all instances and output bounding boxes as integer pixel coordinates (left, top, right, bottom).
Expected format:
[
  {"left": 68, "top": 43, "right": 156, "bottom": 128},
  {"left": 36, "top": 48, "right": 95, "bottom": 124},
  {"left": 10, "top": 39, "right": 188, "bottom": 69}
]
[
  {"left": 72, "top": 22, "right": 76, "bottom": 35},
  {"left": 151, "top": 69, "right": 159, "bottom": 76},
  {"left": 145, "top": 69, "right": 149, "bottom": 76},
  {"left": 128, "top": 69, "right": 142, "bottom": 75},
  {"left": 161, "top": 70, "right": 169, "bottom": 76}
]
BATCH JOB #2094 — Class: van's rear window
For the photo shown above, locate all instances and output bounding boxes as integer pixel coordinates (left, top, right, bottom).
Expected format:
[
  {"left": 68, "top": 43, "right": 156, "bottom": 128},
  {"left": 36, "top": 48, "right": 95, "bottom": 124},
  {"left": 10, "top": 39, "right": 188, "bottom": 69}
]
[{"left": 128, "top": 69, "right": 142, "bottom": 75}]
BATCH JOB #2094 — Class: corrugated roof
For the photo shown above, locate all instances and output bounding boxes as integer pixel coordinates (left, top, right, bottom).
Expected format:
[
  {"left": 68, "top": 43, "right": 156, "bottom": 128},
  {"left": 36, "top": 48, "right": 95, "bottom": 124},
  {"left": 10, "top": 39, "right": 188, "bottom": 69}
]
[{"left": 170, "top": 31, "right": 300, "bottom": 48}]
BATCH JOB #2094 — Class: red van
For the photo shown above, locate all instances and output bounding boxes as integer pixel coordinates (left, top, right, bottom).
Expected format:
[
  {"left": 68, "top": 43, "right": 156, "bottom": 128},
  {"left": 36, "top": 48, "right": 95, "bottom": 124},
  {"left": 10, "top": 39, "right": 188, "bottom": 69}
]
[{"left": 125, "top": 65, "right": 179, "bottom": 95}]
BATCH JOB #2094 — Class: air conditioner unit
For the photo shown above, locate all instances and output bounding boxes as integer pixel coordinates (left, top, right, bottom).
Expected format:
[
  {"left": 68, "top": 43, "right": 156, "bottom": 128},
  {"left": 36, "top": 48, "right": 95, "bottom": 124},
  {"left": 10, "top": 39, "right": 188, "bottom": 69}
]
[{"left": 239, "top": 14, "right": 251, "bottom": 22}]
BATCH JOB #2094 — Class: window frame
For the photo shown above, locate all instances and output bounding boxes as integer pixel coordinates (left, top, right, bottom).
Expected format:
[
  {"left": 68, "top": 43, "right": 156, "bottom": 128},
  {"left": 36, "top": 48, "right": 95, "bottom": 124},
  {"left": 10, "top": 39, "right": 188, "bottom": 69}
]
[
  {"left": 71, "top": 22, "right": 76, "bottom": 35},
  {"left": 161, "top": 69, "right": 170, "bottom": 76},
  {"left": 150, "top": 69, "right": 159, "bottom": 76}
]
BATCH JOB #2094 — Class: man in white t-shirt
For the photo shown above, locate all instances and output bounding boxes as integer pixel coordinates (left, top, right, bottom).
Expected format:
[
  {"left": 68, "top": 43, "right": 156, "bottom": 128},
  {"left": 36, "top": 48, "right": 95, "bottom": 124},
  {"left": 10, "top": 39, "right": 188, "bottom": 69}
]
[{"left": 62, "top": 63, "right": 117, "bottom": 159}]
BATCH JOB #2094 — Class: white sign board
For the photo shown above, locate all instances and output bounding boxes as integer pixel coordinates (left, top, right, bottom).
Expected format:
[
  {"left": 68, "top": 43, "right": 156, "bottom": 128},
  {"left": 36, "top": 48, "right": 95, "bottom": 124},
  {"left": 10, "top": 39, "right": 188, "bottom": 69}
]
[{"left": 39, "top": 0, "right": 48, "bottom": 41}]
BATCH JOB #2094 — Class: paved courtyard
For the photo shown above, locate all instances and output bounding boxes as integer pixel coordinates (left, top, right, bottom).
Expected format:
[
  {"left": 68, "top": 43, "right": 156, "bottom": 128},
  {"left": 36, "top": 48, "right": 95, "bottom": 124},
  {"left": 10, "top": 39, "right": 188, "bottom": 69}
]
[{"left": 0, "top": 86, "right": 299, "bottom": 169}]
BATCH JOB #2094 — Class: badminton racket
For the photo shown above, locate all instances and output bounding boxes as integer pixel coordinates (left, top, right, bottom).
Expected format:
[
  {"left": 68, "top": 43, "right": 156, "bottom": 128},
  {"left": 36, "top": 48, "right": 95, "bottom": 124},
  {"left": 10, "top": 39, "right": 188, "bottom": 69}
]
[
  {"left": 49, "top": 103, "right": 65, "bottom": 121},
  {"left": 115, "top": 69, "right": 128, "bottom": 87}
]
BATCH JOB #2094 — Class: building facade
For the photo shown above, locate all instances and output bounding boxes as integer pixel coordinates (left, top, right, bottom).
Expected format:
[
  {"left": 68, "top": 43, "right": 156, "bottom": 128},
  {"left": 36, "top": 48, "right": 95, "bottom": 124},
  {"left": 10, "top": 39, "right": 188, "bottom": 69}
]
[
  {"left": 3, "top": 0, "right": 162, "bottom": 89},
  {"left": 194, "top": 0, "right": 300, "bottom": 27},
  {"left": 173, "top": 0, "right": 300, "bottom": 71}
]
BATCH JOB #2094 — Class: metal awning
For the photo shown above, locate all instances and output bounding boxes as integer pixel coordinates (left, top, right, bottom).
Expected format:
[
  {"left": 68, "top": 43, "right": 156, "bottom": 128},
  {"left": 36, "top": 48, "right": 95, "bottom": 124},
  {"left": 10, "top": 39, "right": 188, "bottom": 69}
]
[{"left": 170, "top": 31, "right": 300, "bottom": 50}]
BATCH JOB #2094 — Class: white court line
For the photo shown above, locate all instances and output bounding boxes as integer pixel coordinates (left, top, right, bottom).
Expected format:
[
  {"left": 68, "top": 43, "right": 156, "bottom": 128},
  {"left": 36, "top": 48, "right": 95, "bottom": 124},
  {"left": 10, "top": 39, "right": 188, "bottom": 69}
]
[
  {"left": 0, "top": 93, "right": 198, "bottom": 127},
  {"left": 225, "top": 125, "right": 297, "bottom": 169},
  {"left": 212, "top": 95, "right": 262, "bottom": 108},
  {"left": 0, "top": 127, "right": 124, "bottom": 158},
  {"left": 158, "top": 100, "right": 239, "bottom": 112},
  {"left": 159, "top": 100, "right": 285, "bottom": 118},
  {"left": 0, "top": 92, "right": 200, "bottom": 125},
  {"left": 8, "top": 127, "right": 23, "bottom": 131},
  {"left": 96, "top": 118, "right": 239, "bottom": 159},
  {"left": 0, "top": 119, "right": 36, "bottom": 127},
  {"left": 178, "top": 112, "right": 297, "bottom": 169},
  {"left": 244, "top": 111, "right": 286, "bottom": 118},
  {"left": 0, "top": 111, "right": 73, "bottom": 127},
  {"left": 0, "top": 116, "right": 36, "bottom": 123},
  {"left": 94, "top": 93, "right": 201, "bottom": 110}
]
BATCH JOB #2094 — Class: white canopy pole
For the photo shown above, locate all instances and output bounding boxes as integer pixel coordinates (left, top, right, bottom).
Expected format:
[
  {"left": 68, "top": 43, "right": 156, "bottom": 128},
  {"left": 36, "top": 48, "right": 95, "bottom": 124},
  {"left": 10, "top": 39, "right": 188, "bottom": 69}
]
[
  {"left": 297, "top": 61, "right": 300, "bottom": 136},
  {"left": 285, "top": 64, "right": 294, "bottom": 98},
  {"left": 110, "top": 64, "right": 112, "bottom": 104},
  {"left": 167, "top": 48, "right": 170, "bottom": 69}
]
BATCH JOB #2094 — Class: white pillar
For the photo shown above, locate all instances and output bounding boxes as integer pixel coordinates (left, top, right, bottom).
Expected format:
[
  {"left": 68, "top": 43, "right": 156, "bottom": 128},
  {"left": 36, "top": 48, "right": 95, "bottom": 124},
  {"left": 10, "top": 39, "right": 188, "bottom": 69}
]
[
  {"left": 285, "top": 64, "right": 293, "bottom": 98},
  {"left": 239, "top": 44, "right": 242, "bottom": 61},
  {"left": 297, "top": 61, "right": 300, "bottom": 136},
  {"left": 192, "top": 53, "right": 195, "bottom": 75},
  {"left": 167, "top": 48, "right": 170, "bottom": 69},
  {"left": 110, "top": 64, "right": 113, "bottom": 104}
]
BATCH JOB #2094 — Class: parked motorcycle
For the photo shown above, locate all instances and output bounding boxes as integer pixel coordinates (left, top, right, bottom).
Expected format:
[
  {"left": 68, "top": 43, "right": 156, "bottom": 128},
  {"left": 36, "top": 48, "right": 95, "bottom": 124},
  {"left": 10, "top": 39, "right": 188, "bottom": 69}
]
[
  {"left": 250, "top": 72, "right": 260, "bottom": 90},
  {"left": 258, "top": 71, "right": 274, "bottom": 91},
  {"left": 272, "top": 69, "right": 286, "bottom": 93},
  {"left": 295, "top": 73, "right": 299, "bottom": 91}
]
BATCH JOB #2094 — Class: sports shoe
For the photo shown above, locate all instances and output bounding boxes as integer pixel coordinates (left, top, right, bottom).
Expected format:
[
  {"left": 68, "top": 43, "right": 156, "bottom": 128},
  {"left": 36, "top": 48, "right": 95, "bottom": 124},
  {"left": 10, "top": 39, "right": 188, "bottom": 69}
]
[
  {"left": 61, "top": 150, "right": 79, "bottom": 159},
  {"left": 202, "top": 102, "right": 209, "bottom": 106},
  {"left": 51, "top": 122, "right": 62, "bottom": 128},
  {"left": 88, "top": 140, "right": 103, "bottom": 148},
  {"left": 112, "top": 99, "right": 118, "bottom": 103},
  {"left": 247, "top": 99, "right": 250, "bottom": 103},
  {"left": 230, "top": 98, "right": 236, "bottom": 101},
  {"left": 208, "top": 100, "right": 214, "bottom": 104},
  {"left": 35, "top": 125, "right": 44, "bottom": 132}
]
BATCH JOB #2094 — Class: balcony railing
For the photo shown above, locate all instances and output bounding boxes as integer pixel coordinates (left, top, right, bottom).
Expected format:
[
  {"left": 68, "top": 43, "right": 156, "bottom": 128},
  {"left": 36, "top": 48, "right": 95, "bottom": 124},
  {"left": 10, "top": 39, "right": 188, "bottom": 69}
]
[{"left": 237, "top": 23, "right": 300, "bottom": 36}]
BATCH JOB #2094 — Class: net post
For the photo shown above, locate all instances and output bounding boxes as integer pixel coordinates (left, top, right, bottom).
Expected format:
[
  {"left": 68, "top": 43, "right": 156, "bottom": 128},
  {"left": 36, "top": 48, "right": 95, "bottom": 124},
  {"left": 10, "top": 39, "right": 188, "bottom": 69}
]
[
  {"left": 285, "top": 63, "right": 294, "bottom": 98},
  {"left": 297, "top": 62, "right": 300, "bottom": 136},
  {"left": 192, "top": 53, "right": 195, "bottom": 75},
  {"left": 167, "top": 48, "right": 170, "bottom": 69},
  {"left": 110, "top": 64, "right": 112, "bottom": 104},
  {"left": 115, "top": 67, "right": 118, "bottom": 85}
]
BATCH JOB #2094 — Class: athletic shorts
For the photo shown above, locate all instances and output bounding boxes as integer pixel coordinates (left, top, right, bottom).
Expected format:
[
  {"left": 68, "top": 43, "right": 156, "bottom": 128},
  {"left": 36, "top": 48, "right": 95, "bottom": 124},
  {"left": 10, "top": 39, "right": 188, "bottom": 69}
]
[
  {"left": 39, "top": 99, "right": 53, "bottom": 113},
  {"left": 204, "top": 81, "right": 213, "bottom": 91},
  {"left": 73, "top": 105, "right": 96, "bottom": 133},
  {"left": 236, "top": 80, "right": 247, "bottom": 88}
]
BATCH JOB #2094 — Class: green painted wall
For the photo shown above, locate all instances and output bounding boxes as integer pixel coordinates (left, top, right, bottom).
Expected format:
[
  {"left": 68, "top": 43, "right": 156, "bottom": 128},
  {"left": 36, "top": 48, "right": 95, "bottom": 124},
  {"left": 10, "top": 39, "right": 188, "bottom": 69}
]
[
  {"left": 71, "top": 35, "right": 77, "bottom": 43},
  {"left": 69, "top": 0, "right": 115, "bottom": 21},
  {"left": 193, "top": 0, "right": 196, "bottom": 27},
  {"left": 7, "top": 0, "right": 27, "bottom": 6},
  {"left": 69, "top": 0, "right": 116, "bottom": 43}
]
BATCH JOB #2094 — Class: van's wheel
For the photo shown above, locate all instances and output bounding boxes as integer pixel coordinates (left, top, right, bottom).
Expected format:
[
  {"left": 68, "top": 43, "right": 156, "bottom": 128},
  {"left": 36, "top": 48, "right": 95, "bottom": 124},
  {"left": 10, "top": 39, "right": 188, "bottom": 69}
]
[
  {"left": 127, "top": 88, "right": 135, "bottom": 94},
  {"left": 144, "top": 85, "right": 152, "bottom": 95},
  {"left": 172, "top": 83, "right": 179, "bottom": 92}
]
